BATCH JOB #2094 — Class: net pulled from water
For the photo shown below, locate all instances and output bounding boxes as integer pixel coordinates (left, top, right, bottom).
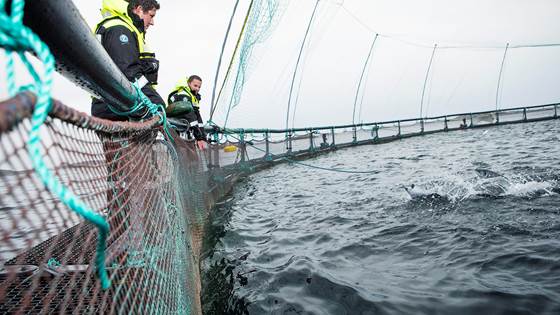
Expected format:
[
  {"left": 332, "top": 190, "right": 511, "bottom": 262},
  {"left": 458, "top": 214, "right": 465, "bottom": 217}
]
[{"left": 0, "top": 93, "right": 217, "bottom": 314}]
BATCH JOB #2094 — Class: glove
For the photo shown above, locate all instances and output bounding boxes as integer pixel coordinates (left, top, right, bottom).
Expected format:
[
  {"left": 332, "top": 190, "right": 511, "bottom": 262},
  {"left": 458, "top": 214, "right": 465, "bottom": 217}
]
[
  {"left": 192, "top": 126, "right": 207, "bottom": 141},
  {"left": 140, "top": 52, "right": 159, "bottom": 85},
  {"left": 128, "top": 107, "right": 152, "bottom": 121}
]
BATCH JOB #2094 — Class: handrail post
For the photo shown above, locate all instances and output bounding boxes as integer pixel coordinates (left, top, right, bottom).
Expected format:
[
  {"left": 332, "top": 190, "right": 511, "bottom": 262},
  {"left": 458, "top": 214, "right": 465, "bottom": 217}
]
[
  {"left": 240, "top": 130, "right": 246, "bottom": 162},
  {"left": 265, "top": 130, "right": 272, "bottom": 161},
  {"left": 331, "top": 127, "right": 336, "bottom": 147},
  {"left": 444, "top": 116, "right": 448, "bottom": 131},
  {"left": 470, "top": 113, "right": 474, "bottom": 127},
  {"left": 286, "top": 130, "right": 293, "bottom": 154},
  {"left": 496, "top": 111, "right": 500, "bottom": 124},
  {"left": 523, "top": 108, "right": 527, "bottom": 121},
  {"left": 309, "top": 129, "right": 315, "bottom": 151},
  {"left": 397, "top": 121, "right": 401, "bottom": 137},
  {"left": 420, "top": 119, "right": 424, "bottom": 133},
  {"left": 352, "top": 126, "right": 357, "bottom": 144}
]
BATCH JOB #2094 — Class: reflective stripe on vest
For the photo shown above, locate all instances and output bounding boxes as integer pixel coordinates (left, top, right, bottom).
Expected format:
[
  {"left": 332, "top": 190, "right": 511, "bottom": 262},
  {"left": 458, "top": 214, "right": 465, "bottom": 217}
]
[{"left": 170, "top": 86, "right": 199, "bottom": 108}]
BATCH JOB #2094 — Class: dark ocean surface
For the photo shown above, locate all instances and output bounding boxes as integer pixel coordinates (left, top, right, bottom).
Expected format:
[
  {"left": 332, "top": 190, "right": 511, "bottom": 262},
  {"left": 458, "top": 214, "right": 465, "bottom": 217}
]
[{"left": 202, "top": 120, "right": 560, "bottom": 315}]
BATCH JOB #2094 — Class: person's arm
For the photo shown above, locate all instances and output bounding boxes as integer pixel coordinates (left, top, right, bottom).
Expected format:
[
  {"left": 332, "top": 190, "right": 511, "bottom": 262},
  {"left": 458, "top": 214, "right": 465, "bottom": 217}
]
[
  {"left": 102, "top": 26, "right": 143, "bottom": 81},
  {"left": 194, "top": 107, "right": 204, "bottom": 124},
  {"left": 103, "top": 26, "right": 165, "bottom": 110}
]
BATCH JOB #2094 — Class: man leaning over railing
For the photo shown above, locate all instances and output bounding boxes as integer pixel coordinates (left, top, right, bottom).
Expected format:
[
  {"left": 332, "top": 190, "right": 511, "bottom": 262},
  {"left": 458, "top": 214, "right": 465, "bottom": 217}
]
[
  {"left": 91, "top": 0, "right": 164, "bottom": 120},
  {"left": 166, "top": 75, "right": 208, "bottom": 150}
]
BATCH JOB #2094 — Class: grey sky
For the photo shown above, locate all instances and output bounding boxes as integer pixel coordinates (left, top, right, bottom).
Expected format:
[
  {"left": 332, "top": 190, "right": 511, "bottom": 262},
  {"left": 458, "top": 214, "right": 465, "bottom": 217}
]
[{"left": 2, "top": 1, "right": 559, "bottom": 129}]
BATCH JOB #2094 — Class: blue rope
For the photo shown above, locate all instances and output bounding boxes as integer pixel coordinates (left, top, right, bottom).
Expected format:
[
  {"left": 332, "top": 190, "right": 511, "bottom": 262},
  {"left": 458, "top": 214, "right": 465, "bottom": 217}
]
[{"left": 1, "top": 0, "right": 111, "bottom": 289}]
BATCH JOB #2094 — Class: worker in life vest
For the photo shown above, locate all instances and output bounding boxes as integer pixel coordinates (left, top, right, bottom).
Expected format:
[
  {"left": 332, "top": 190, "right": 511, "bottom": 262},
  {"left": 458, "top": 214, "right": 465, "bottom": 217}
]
[
  {"left": 167, "top": 75, "right": 207, "bottom": 147},
  {"left": 91, "top": 0, "right": 164, "bottom": 121}
]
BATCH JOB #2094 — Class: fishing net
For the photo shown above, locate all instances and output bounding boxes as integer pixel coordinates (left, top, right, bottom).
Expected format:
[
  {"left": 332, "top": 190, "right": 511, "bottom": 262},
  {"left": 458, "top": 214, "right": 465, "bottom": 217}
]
[
  {"left": 0, "top": 94, "right": 212, "bottom": 314},
  {"left": 214, "top": 0, "right": 290, "bottom": 127},
  {"left": 0, "top": 93, "right": 557, "bottom": 315}
]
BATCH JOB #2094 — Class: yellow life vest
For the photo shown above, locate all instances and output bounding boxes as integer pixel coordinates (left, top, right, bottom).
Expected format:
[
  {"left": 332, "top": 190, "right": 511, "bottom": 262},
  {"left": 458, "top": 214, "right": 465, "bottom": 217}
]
[
  {"left": 95, "top": 0, "right": 145, "bottom": 54},
  {"left": 169, "top": 78, "right": 200, "bottom": 108},
  {"left": 95, "top": 0, "right": 159, "bottom": 89}
]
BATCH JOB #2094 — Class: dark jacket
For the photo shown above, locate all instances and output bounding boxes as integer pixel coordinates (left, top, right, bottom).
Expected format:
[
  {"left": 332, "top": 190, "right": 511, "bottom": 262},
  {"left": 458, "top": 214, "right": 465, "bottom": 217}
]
[{"left": 92, "top": 24, "right": 164, "bottom": 121}]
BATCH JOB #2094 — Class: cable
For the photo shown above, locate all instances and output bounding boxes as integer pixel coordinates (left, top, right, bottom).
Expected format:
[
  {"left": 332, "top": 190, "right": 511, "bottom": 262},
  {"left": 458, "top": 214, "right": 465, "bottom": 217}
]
[
  {"left": 210, "top": 0, "right": 254, "bottom": 122},
  {"left": 210, "top": 0, "right": 241, "bottom": 119},
  {"left": 340, "top": 4, "right": 560, "bottom": 50},
  {"left": 286, "top": 0, "right": 320, "bottom": 130}
]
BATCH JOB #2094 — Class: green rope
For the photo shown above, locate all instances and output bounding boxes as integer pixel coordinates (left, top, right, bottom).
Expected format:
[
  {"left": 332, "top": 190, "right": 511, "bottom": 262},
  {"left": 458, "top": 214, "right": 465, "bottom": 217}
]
[
  {"left": 0, "top": 0, "right": 111, "bottom": 289},
  {"left": 107, "top": 80, "right": 174, "bottom": 141},
  {"left": 47, "top": 257, "right": 62, "bottom": 269}
]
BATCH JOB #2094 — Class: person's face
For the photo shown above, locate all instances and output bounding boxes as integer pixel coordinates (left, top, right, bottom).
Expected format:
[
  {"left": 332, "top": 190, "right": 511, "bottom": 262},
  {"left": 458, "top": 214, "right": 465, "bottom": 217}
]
[
  {"left": 189, "top": 79, "right": 202, "bottom": 93},
  {"left": 133, "top": 6, "right": 157, "bottom": 30}
]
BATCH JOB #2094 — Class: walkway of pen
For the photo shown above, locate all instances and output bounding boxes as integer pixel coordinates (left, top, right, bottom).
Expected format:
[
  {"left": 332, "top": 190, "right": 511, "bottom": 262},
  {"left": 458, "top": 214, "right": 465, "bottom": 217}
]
[{"left": 212, "top": 103, "right": 559, "bottom": 171}]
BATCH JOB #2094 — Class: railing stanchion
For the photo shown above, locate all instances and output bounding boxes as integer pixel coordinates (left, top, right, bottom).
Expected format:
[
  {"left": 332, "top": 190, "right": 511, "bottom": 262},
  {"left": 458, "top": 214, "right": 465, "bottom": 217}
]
[
  {"left": 523, "top": 108, "right": 527, "bottom": 121},
  {"left": 286, "top": 130, "right": 293, "bottom": 154},
  {"left": 496, "top": 111, "right": 500, "bottom": 124},
  {"left": 444, "top": 116, "right": 448, "bottom": 131},
  {"left": 240, "top": 130, "right": 246, "bottom": 162},
  {"left": 309, "top": 129, "right": 314, "bottom": 151},
  {"left": 331, "top": 127, "right": 335, "bottom": 147},
  {"left": 265, "top": 130, "right": 271, "bottom": 161},
  {"left": 470, "top": 113, "right": 474, "bottom": 127},
  {"left": 397, "top": 121, "right": 401, "bottom": 137},
  {"left": 554, "top": 105, "right": 558, "bottom": 118},
  {"left": 420, "top": 119, "right": 424, "bottom": 133}
]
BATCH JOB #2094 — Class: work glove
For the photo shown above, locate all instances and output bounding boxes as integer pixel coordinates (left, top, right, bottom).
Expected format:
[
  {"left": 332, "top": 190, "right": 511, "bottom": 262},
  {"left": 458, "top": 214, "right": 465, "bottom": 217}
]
[
  {"left": 128, "top": 107, "right": 152, "bottom": 121},
  {"left": 192, "top": 126, "right": 207, "bottom": 142},
  {"left": 140, "top": 52, "right": 159, "bottom": 85}
]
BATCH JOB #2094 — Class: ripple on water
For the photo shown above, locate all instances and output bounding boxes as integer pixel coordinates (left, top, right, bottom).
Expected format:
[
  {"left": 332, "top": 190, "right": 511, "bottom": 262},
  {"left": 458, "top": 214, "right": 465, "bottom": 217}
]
[{"left": 203, "top": 120, "right": 560, "bottom": 314}]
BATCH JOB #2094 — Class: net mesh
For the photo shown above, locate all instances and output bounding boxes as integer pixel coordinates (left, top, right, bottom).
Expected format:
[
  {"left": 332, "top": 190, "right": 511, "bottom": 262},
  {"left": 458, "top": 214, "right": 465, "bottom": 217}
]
[
  {"left": 0, "top": 95, "right": 208, "bottom": 314},
  {"left": 215, "top": 0, "right": 290, "bottom": 127}
]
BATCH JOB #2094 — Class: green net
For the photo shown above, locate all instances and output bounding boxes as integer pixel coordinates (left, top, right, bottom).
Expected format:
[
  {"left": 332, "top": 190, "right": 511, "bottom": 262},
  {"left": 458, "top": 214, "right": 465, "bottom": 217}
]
[
  {"left": 216, "top": 0, "right": 290, "bottom": 127},
  {"left": 0, "top": 94, "right": 205, "bottom": 314}
]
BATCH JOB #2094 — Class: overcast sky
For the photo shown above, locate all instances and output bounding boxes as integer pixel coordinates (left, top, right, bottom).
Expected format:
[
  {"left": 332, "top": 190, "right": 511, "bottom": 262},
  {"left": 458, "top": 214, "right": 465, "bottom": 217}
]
[{"left": 2, "top": 0, "right": 559, "bottom": 129}]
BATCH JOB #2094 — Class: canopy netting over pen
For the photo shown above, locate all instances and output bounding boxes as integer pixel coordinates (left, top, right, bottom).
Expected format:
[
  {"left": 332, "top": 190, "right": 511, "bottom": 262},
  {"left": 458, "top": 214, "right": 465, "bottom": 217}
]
[{"left": 210, "top": 0, "right": 560, "bottom": 130}]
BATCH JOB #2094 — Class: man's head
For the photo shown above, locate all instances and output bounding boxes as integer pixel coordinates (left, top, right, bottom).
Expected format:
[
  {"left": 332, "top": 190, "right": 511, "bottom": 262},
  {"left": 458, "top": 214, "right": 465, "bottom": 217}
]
[
  {"left": 128, "top": 0, "right": 160, "bottom": 30},
  {"left": 188, "top": 75, "right": 202, "bottom": 93}
]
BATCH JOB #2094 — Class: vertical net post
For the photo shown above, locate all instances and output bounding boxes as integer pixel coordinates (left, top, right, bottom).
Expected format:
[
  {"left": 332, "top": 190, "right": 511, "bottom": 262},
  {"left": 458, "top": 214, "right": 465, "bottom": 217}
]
[
  {"left": 286, "top": 130, "right": 293, "bottom": 153},
  {"left": 265, "top": 130, "right": 271, "bottom": 161},
  {"left": 239, "top": 130, "right": 246, "bottom": 162},
  {"left": 420, "top": 44, "right": 438, "bottom": 118},
  {"left": 309, "top": 129, "right": 315, "bottom": 151},
  {"left": 495, "top": 43, "right": 510, "bottom": 111}
]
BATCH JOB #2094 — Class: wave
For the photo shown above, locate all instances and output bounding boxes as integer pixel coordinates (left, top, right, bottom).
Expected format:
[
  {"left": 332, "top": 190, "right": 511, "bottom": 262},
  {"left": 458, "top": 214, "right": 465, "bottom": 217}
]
[{"left": 403, "top": 167, "right": 559, "bottom": 203}]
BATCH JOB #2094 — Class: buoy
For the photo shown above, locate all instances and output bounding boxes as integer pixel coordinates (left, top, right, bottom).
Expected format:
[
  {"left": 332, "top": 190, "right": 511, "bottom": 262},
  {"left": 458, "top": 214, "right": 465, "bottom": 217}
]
[{"left": 224, "top": 145, "right": 237, "bottom": 152}]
